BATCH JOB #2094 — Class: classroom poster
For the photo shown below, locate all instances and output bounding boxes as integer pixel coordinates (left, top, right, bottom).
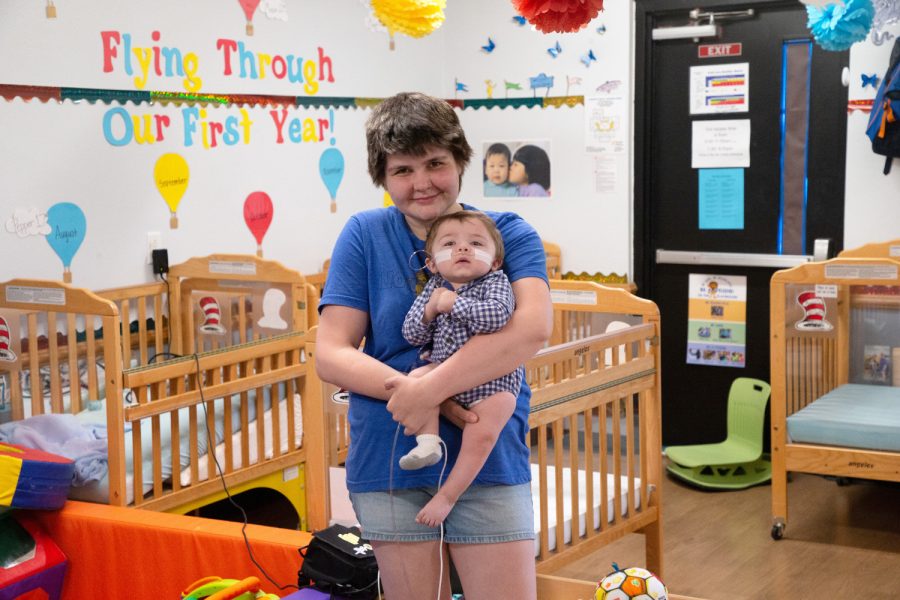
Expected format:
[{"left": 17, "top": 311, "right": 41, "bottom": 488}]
[
  {"left": 686, "top": 273, "right": 747, "bottom": 368},
  {"left": 689, "top": 63, "right": 749, "bottom": 114}
]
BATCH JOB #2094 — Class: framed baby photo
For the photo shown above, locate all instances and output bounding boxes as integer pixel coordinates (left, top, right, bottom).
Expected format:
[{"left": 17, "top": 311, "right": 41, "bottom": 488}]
[{"left": 481, "top": 140, "right": 552, "bottom": 199}]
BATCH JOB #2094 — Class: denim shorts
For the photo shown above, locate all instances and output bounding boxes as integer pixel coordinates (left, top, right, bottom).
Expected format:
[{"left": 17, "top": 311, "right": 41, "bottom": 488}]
[{"left": 349, "top": 483, "right": 535, "bottom": 544}]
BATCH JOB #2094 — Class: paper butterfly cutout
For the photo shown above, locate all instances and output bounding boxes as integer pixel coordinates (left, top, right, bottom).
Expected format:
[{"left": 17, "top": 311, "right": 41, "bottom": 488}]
[
  {"left": 861, "top": 73, "right": 880, "bottom": 88},
  {"left": 482, "top": 37, "right": 496, "bottom": 53},
  {"left": 596, "top": 24, "right": 607, "bottom": 34},
  {"left": 547, "top": 40, "right": 562, "bottom": 58},
  {"left": 512, "top": 15, "right": 527, "bottom": 25},
  {"left": 580, "top": 49, "right": 597, "bottom": 67}
]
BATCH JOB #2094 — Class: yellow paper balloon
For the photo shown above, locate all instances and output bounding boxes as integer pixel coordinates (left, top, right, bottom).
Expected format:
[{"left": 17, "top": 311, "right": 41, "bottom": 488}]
[
  {"left": 153, "top": 153, "right": 190, "bottom": 229},
  {"left": 371, "top": 0, "right": 446, "bottom": 41},
  {"left": 383, "top": 191, "right": 394, "bottom": 207}
]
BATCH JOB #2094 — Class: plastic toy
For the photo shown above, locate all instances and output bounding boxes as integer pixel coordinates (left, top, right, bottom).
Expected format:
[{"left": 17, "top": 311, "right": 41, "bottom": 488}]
[
  {"left": 0, "top": 513, "right": 68, "bottom": 600},
  {"left": 181, "top": 576, "right": 278, "bottom": 600},
  {"left": 595, "top": 565, "right": 668, "bottom": 600}
]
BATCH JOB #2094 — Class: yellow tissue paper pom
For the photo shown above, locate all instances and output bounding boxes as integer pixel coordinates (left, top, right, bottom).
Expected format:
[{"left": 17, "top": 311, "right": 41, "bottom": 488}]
[{"left": 371, "top": 0, "right": 446, "bottom": 40}]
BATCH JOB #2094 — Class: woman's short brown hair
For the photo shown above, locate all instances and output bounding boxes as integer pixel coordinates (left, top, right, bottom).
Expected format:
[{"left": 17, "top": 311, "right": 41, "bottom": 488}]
[
  {"left": 365, "top": 92, "right": 473, "bottom": 187},
  {"left": 425, "top": 211, "right": 504, "bottom": 265}
]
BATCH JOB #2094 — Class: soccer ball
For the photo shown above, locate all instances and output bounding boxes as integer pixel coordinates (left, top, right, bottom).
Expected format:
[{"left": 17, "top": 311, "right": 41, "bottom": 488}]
[{"left": 595, "top": 566, "right": 668, "bottom": 600}]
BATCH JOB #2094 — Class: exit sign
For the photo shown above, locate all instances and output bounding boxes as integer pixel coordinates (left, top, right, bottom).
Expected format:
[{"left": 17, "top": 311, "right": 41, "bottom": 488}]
[{"left": 698, "top": 43, "right": 742, "bottom": 58}]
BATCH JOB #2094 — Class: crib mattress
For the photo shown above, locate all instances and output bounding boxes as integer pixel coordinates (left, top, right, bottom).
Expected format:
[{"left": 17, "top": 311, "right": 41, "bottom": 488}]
[
  {"left": 531, "top": 464, "right": 641, "bottom": 555},
  {"left": 786, "top": 384, "right": 900, "bottom": 452}
]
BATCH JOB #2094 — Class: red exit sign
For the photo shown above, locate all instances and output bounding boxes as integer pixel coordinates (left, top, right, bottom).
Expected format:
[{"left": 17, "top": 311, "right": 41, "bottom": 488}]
[{"left": 698, "top": 43, "right": 742, "bottom": 58}]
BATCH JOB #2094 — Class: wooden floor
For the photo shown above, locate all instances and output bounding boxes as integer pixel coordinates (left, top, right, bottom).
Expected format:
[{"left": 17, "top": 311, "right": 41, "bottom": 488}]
[{"left": 553, "top": 465, "right": 900, "bottom": 599}]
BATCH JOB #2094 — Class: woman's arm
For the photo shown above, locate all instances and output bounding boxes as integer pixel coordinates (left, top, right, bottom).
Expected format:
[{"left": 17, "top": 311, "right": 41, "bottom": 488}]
[
  {"left": 316, "top": 304, "right": 400, "bottom": 401},
  {"left": 385, "top": 276, "right": 551, "bottom": 432}
]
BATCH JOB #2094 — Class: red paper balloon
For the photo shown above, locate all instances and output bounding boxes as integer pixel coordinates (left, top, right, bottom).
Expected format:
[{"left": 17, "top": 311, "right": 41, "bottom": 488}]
[
  {"left": 243, "top": 191, "right": 273, "bottom": 246},
  {"left": 511, "top": 0, "right": 604, "bottom": 33},
  {"left": 238, "top": 0, "right": 261, "bottom": 22}
]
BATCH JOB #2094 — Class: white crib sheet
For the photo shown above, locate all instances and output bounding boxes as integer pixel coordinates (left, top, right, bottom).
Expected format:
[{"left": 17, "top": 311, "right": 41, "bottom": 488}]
[{"left": 531, "top": 464, "right": 642, "bottom": 555}]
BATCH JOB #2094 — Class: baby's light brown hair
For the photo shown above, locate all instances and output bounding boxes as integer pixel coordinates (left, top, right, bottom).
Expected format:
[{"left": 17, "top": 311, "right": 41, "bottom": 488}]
[{"left": 425, "top": 211, "right": 504, "bottom": 264}]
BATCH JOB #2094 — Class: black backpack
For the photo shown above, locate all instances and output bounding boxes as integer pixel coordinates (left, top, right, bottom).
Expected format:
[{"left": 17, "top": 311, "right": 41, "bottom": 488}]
[
  {"left": 297, "top": 524, "right": 380, "bottom": 599},
  {"left": 866, "top": 37, "right": 900, "bottom": 174}
]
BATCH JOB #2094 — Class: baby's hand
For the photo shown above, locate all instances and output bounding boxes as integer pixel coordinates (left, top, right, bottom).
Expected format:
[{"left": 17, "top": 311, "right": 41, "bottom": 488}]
[
  {"left": 423, "top": 288, "right": 446, "bottom": 323},
  {"left": 434, "top": 289, "right": 458, "bottom": 314}
]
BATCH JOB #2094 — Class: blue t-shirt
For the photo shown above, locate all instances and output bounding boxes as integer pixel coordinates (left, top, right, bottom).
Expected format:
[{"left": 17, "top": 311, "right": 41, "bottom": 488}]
[{"left": 319, "top": 204, "right": 548, "bottom": 493}]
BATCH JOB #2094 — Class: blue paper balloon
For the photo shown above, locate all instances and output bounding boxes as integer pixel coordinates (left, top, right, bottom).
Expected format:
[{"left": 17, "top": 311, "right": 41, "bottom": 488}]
[
  {"left": 319, "top": 147, "right": 345, "bottom": 212},
  {"left": 46, "top": 202, "right": 86, "bottom": 268}
]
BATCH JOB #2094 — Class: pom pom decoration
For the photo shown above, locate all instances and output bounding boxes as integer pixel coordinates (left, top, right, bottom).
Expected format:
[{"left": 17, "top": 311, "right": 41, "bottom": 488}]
[
  {"left": 806, "top": 0, "right": 875, "bottom": 51},
  {"left": 512, "top": 0, "right": 605, "bottom": 33},
  {"left": 370, "top": 0, "right": 447, "bottom": 49}
]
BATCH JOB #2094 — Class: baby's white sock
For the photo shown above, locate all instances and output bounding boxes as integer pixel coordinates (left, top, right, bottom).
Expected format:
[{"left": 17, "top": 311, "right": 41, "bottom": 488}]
[{"left": 399, "top": 434, "right": 443, "bottom": 470}]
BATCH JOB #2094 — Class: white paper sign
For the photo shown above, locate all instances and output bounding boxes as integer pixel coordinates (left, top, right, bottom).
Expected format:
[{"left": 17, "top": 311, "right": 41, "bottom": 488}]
[
  {"left": 690, "top": 63, "right": 749, "bottom": 114},
  {"left": 692, "top": 120, "right": 751, "bottom": 168}
]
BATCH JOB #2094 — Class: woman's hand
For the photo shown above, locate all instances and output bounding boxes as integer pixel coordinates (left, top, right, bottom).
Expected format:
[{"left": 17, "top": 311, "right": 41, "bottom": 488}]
[{"left": 384, "top": 373, "right": 478, "bottom": 434}]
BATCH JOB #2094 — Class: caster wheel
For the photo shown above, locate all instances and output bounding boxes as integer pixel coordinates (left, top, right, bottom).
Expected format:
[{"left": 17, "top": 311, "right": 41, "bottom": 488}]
[{"left": 771, "top": 522, "right": 785, "bottom": 540}]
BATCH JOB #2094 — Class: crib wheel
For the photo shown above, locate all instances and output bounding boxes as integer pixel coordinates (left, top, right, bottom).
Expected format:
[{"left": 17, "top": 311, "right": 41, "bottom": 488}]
[{"left": 771, "top": 521, "right": 785, "bottom": 540}]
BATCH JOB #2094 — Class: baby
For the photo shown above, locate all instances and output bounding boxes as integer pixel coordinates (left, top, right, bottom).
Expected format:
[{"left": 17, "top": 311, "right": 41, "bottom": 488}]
[
  {"left": 483, "top": 143, "right": 518, "bottom": 197},
  {"left": 400, "top": 210, "right": 522, "bottom": 526}
]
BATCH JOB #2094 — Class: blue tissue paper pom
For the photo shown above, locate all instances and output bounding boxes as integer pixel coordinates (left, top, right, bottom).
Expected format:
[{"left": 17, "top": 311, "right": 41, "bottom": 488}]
[{"left": 807, "top": 0, "right": 875, "bottom": 51}]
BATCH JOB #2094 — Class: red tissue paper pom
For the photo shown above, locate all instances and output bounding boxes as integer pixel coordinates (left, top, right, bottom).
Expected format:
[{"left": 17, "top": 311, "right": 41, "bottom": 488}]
[{"left": 511, "top": 0, "right": 604, "bottom": 33}]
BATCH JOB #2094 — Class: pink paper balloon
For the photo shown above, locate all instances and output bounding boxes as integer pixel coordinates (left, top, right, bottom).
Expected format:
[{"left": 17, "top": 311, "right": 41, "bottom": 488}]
[
  {"left": 244, "top": 191, "right": 273, "bottom": 246},
  {"left": 238, "top": 0, "right": 261, "bottom": 21}
]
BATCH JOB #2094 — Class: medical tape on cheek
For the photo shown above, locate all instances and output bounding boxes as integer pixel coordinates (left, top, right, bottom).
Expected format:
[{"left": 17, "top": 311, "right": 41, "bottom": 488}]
[
  {"left": 471, "top": 248, "right": 495, "bottom": 266},
  {"left": 433, "top": 249, "right": 452, "bottom": 264}
]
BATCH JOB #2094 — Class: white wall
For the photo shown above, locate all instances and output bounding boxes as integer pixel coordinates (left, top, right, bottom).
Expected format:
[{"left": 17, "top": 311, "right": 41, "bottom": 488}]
[{"left": 0, "top": 0, "right": 634, "bottom": 289}]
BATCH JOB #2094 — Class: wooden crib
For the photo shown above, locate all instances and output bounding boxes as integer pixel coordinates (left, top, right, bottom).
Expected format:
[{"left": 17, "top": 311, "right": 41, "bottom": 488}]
[
  {"left": 0, "top": 256, "right": 329, "bottom": 531},
  {"left": 838, "top": 238, "right": 900, "bottom": 259},
  {"left": 769, "top": 256, "right": 900, "bottom": 540}
]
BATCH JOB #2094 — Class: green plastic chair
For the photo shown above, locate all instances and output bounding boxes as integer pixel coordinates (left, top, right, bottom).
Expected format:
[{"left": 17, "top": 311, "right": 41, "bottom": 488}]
[{"left": 665, "top": 377, "right": 772, "bottom": 490}]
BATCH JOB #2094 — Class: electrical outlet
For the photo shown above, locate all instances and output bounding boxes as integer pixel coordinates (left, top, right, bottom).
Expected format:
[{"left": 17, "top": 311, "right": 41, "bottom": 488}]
[{"left": 146, "top": 231, "right": 161, "bottom": 265}]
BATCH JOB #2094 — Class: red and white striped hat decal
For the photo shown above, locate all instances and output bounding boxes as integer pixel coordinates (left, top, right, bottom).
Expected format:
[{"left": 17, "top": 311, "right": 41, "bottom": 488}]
[
  {"left": 0, "top": 315, "right": 17, "bottom": 362},
  {"left": 795, "top": 291, "right": 833, "bottom": 331},
  {"left": 198, "top": 296, "right": 226, "bottom": 335}
]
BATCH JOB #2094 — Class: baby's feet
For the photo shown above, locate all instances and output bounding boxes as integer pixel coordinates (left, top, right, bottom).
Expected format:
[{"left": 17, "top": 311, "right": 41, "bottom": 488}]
[
  {"left": 416, "top": 494, "right": 455, "bottom": 528},
  {"left": 399, "top": 434, "right": 443, "bottom": 470}
]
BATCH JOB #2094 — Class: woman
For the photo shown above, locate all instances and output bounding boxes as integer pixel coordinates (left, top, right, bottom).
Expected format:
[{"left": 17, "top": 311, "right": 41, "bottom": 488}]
[{"left": 316, "top": 92, "right": 552, "bottom": 599}]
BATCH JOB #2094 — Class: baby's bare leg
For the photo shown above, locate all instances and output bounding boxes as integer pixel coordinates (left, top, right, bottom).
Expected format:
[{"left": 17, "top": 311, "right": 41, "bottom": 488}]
[
  {"left": 399, "top": 363, "right": 443, "bottom": 470},
  {"left": 416, "top": 391, "right": 516, "bottom": 527}
]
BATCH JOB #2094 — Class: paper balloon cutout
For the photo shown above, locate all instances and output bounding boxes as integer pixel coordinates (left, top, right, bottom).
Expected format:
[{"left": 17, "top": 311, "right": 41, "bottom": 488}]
[
  {"left": 244, "top": 191, "right": 274, "bottom": 257},
  {"left": 239, "top": 0, "right": 261, "bottom": 34},
  {"left": 154, "top": 153, "right": 189, "bottom": 229},
  {"left": 370, "top": 0, "right": 446, "bottom": 49},
  {"left": 45, "top": 202, "right": 86, "bottom": 283},
  {"left": 319, "top": 147, "right": 345, "bottom": 213}
]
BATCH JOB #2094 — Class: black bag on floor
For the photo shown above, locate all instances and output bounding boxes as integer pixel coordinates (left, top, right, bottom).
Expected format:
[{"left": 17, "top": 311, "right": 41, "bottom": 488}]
[{"left": 297, "top": 524, "right": 380, "bottom": 599}]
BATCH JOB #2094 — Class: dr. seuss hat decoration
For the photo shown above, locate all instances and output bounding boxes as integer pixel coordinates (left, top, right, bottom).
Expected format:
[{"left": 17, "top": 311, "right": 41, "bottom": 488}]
[
  {"left": 512, "top": 0, "right": 605, "bottom": 33},
  {"left": 0, "top": 316, "right": 17, "bottom": 362},
  {"left": 198, "top": 296, "right": 227, "bottom": 335},
  {"left": 806, "top": 0, "right": 874, "bottom": 51}
]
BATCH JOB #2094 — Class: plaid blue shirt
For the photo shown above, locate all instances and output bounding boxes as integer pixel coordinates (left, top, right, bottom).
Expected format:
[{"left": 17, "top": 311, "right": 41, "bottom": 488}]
[{"left": 402, "top": 269, "right": 523, "bottom": 407}]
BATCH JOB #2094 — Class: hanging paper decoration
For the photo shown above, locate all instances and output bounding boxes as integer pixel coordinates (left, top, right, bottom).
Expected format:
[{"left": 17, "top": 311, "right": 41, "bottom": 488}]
[
  {"left": 243, "top": 191, "right": 274, "bottom": 257},
  {"left": 45, "top": 202, "right": 86, "bottom": 283},
  {"left": 319, "top": 147, "right": 345, "bottom": 213},
  {"left": 153, "top": 153, "right": 189, "bottom": 229},
  {"left": 260, "top": 0, "right": 288, "bottom": 21},
  {"left": 861, "top": 73, "right": 880, "bottom": 88},
  {"left": 45, "top": 0, "right": 56, "bottom": 18},
  {"left": 238, "top": 0, "right": 262, "bottom": 35},
  {"left": 580, "top": 49, "right": 597, "bottom": 67},
  {"left": 511, "top": 0, "right": 605, "bottom": 34},
  {"left": 806, "top": 0, "right": 875, "bottom": 51},
  {"left": 871, "top": 0, "right": 900, "bottom": 45},
  {"left": 370, "top": 0, "right": 446, "bottom": 49},
  {"left": 547, "top": 41, "right": 562, "bottom": 58}
]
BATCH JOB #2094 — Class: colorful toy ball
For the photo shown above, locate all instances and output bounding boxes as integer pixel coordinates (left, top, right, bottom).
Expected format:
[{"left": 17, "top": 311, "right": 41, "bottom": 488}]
[{"left": 596, "top": 566, "right": 668, "bottom": 600}]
